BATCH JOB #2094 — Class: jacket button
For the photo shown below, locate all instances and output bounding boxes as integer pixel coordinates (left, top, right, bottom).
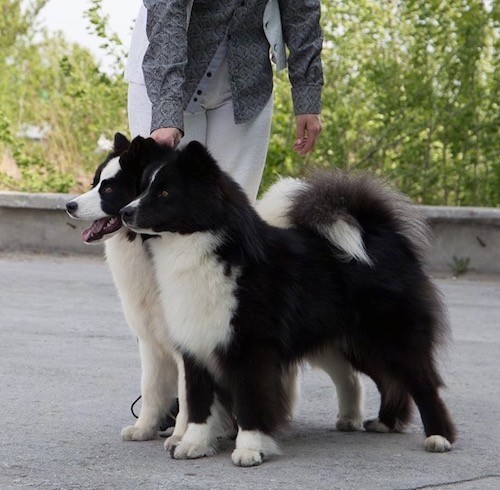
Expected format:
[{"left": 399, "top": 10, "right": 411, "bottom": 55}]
[
  {"left": 197, "top": 90, "right": 202, "bottom": 95},
  {"left": 207, "top": 72, "right": 212, "bottom": 77}
]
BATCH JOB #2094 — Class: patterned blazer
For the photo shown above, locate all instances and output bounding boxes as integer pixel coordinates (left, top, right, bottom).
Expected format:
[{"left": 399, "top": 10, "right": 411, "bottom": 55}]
[{"left": 141, "top": 0, "right": 323, "bottom": 133}]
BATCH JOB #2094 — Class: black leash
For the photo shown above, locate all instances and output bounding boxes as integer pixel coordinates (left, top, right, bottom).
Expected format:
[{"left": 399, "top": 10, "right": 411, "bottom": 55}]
[
  {"left": 129, "top": 395, "right": 180, "bottom": 431},
  {"left": 130, "top": 395, "right": 142, "bottom": 419}
]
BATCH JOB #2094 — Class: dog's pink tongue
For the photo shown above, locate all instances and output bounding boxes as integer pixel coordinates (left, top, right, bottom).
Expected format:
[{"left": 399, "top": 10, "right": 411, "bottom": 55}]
[{"left": 81, "top": 218, "right": 108, "bottom": 243}]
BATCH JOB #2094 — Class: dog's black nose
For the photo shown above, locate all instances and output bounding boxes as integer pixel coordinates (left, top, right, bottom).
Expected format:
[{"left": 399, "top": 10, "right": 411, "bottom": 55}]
[
  {"left": 120, "top": 206, "right": 135, "bottom": 220},
  {"left": 66, "top": 201, "right": 78, "bottom": 213}
]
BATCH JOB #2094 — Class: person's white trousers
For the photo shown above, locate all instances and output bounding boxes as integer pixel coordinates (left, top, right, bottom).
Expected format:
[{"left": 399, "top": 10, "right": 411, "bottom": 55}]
[{"left": 127, "top": 68, "right": 273, "bottom": 202}]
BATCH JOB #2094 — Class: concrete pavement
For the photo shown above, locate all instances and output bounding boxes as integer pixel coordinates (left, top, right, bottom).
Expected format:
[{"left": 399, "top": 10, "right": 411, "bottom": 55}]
[{"left": 0, "top": 253, "right": 499, "bottom": 489}]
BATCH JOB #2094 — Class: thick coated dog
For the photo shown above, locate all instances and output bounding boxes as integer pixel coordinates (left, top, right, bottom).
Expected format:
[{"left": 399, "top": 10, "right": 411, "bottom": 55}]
[
  {"left": 120, "top": 136, "right": 456, "bottom": 466},
  {"left": 66, "top": 134, "right": 187, "bottom": 447},
  {"left": 65, "top": 134, "right": 366, "bottom": 452}
]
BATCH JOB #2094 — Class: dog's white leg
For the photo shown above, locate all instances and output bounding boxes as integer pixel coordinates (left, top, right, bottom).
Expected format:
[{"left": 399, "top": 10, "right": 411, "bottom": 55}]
[
  {"left": 282, "top": 364, "right": 301, "bottom": 421},
  {"left": 308, "top": 348, "right": 365, "bottom": 431},
  {"left": 170, "top": 395, "right": 231, "bottom": 460},
  {"left": 164, "top": 355, "right": 188, "bottom": 450},
  {"left": 170, "top": 421, "right": 217, "bottom": 460},
  {"left": 106, "top": 237, "right": 179, "bottom": 441},
  {"left": 121, "top": 339, "right": 178, "bottom": 441},
  {"left": 231, "top": 429, "right": 281, "bottom": 467}
]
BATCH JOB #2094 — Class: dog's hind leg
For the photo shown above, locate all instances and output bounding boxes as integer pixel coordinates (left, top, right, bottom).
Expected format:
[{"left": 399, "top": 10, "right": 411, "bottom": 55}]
[
  {"left": 364, "top": 374, "right": 413, "bottom": 433},
  {"left": 307, "top": 347, "right": 365, "bottom": 431},
  {"left": 121, "top": 340, "right": 179, "bottom": 441},
  {"left": 402, "top": 364, "right": 456, "bottom": 452}
]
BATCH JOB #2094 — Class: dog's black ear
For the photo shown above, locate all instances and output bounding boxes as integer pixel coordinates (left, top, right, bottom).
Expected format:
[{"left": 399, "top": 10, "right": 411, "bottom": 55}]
[
  {"left": 128, "top": 135, "right": 164, "bottom": 159},
  {"left": 123, "top": 136, "right": 175, "bottom": 179},
  {"left": 127, "top": 135, "right": 147, "bottom": 157},
  {"left": 178, "top": 141, "right": 220, "bottom": 179},
  {"left": 113, "top": 132, "right": 130, "bottom": 154},
  {"left": 118, "top": 136, "right": 146, "bottom": 175},
  {"left": 124, "top": 136, "right": 154, "bottom": 166}
]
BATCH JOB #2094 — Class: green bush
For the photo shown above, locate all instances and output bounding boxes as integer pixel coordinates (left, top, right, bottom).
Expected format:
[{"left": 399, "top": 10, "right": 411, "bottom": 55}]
[
  {"left": 268, "top": 1, "right": 499, "bottom": 206},
  {"left": 0, "top": 0, "right": 498, "bottom": 206},
  {"left": 0, "top": 0, "right": 127, "bottom": 192}
]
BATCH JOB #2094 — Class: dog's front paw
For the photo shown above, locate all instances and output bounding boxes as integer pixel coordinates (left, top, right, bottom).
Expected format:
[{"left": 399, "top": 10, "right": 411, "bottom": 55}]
[
  {"left": 363, "top": 418, "right": 391, "bottom": 433},
  {"left": 121, "top": 425, "right": 157, "bottom": 441},
  {"left": 171, "top": 439, "right": 215, "bottom": 460},
  {"left": 425, "top": 435, "right": 452, "bottom": 452},
  {"left": 164, "top": 434, "right": 183, "bottom": 451},
  {"left": 231, "top": 448, "right": 264, "bottom": 467},
  {"left": 336, "top": 416, "right": 364, "bottom": 432},
  {"left": 232, "top": 430, "right": 280, "bottom": 467}
]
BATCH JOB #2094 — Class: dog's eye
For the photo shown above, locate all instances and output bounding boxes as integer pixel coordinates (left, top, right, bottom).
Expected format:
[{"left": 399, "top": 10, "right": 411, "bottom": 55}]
[
  {"left": 102, "top": 185, "right": 113, "bottom": 194},
  {"left": 158, "top": 190, "right": 169, "bottom": 198}
]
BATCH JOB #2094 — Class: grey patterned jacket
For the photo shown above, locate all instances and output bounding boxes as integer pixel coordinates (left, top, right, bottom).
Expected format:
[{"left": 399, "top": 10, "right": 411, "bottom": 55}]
[{"left": 142, "top": 0, "right": 323, "bottom": 133}]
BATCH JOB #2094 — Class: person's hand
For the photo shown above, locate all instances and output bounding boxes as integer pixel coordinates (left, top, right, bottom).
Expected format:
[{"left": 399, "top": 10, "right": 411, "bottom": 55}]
[
  {"left": 293, "top": 114, "right": 322, "bottom": 155},
  {"left": 150, "top": 127, "right": 182, "bottom": 148}
]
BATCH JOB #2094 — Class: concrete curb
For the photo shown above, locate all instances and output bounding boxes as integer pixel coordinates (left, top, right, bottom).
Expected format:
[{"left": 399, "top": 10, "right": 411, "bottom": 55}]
[
  {"left": 1, "top": 191, "right": 499, "bottom": 273},
  {"left": 0, "top": 191, "right": 103, "bottom": 257},
  {"left": 420, "top": 204, "right": 500, "bottom": 275}
]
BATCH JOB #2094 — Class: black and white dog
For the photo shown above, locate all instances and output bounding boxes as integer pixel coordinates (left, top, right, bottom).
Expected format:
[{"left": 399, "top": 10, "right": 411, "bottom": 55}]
[
  {"left": 120, "top": 136, "right": 456, "bottom": 466},
  {"left": 65, "top": 134, "right": 366, "bottom": 451},
  {"left": 66, "top": 134, "right": 187, "bottom": 447}
]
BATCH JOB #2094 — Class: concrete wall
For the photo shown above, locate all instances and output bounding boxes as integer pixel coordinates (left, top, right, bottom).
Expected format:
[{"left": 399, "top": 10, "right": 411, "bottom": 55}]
[
  {"left": 422, "top": 205, "right": 500, "bottom": 275},
  {"left": 0, "top": 192, "right": 103, "bottom": 257},
  {"left": 1, "top": 191, "right": 499, "bottom": 274}
]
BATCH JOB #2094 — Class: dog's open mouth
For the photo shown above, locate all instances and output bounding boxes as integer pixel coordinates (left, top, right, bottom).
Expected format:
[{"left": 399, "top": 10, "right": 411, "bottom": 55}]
[{"left": 82, "top": 217, "right": 122, "bottom": 243}]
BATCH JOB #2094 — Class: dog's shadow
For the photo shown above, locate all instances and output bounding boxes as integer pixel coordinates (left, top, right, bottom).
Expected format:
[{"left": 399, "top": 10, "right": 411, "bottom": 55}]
[{"left": 215, "top": 419, "right": 423, "bottom": 462}]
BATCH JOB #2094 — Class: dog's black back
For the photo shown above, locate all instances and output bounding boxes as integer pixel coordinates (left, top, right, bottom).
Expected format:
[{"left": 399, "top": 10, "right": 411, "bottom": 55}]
[{"left": 122, "top": 138, "right": 456, "bottom": 452}]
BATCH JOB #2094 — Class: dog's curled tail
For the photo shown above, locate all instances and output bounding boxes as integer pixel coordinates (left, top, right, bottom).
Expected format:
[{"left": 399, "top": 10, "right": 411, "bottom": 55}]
[
  {"left": 257, "top": 171, "right": 430, "bottom": 266},
  {"left": 256, "top": 177, "right": 307, "bottom": 228}
]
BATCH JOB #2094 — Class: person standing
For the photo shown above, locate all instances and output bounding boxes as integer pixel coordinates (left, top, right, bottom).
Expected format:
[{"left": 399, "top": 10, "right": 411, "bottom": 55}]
[{"left": 125, "top": 0, "right": 323, "bottom": 200}]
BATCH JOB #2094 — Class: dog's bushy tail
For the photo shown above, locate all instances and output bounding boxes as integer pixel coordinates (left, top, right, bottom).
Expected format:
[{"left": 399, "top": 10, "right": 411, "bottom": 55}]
[
  {"left": 256, "top": 177, "right": 306, "bottom": 228},
  {"left": 257, "top": 171, "right": 430, "bottom": 266}
]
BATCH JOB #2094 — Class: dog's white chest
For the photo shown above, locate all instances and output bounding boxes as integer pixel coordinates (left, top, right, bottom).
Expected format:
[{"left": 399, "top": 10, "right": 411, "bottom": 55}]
[
  {"left": 149, "top": 233, "right": 239, "bottom": 367},
  {"left": 104, "top": 231, "right": 172, "bottom": 344}
]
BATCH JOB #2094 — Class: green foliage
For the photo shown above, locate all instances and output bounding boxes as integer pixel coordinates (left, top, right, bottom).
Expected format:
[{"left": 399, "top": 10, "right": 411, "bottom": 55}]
[
  {"left": 0, "top": 0, "right": 127, "bottom": 192},
  {"left": 0, "top": 109, "right": 74, "bottom": 192},
  {"left": 269, "top": 0, "right": 499, "bottom": 206},
  {"left": 0, "top": 0, "right": 47, "bottom": 52},
  {"left": 449, "top": 255, "right": 471, "bottom": 277},
  {"left": 84, "top": 0, "right": 127, "bottom": 71},
  {"left": 0, "top": 0, "right": 498, "bottom": 205}
]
